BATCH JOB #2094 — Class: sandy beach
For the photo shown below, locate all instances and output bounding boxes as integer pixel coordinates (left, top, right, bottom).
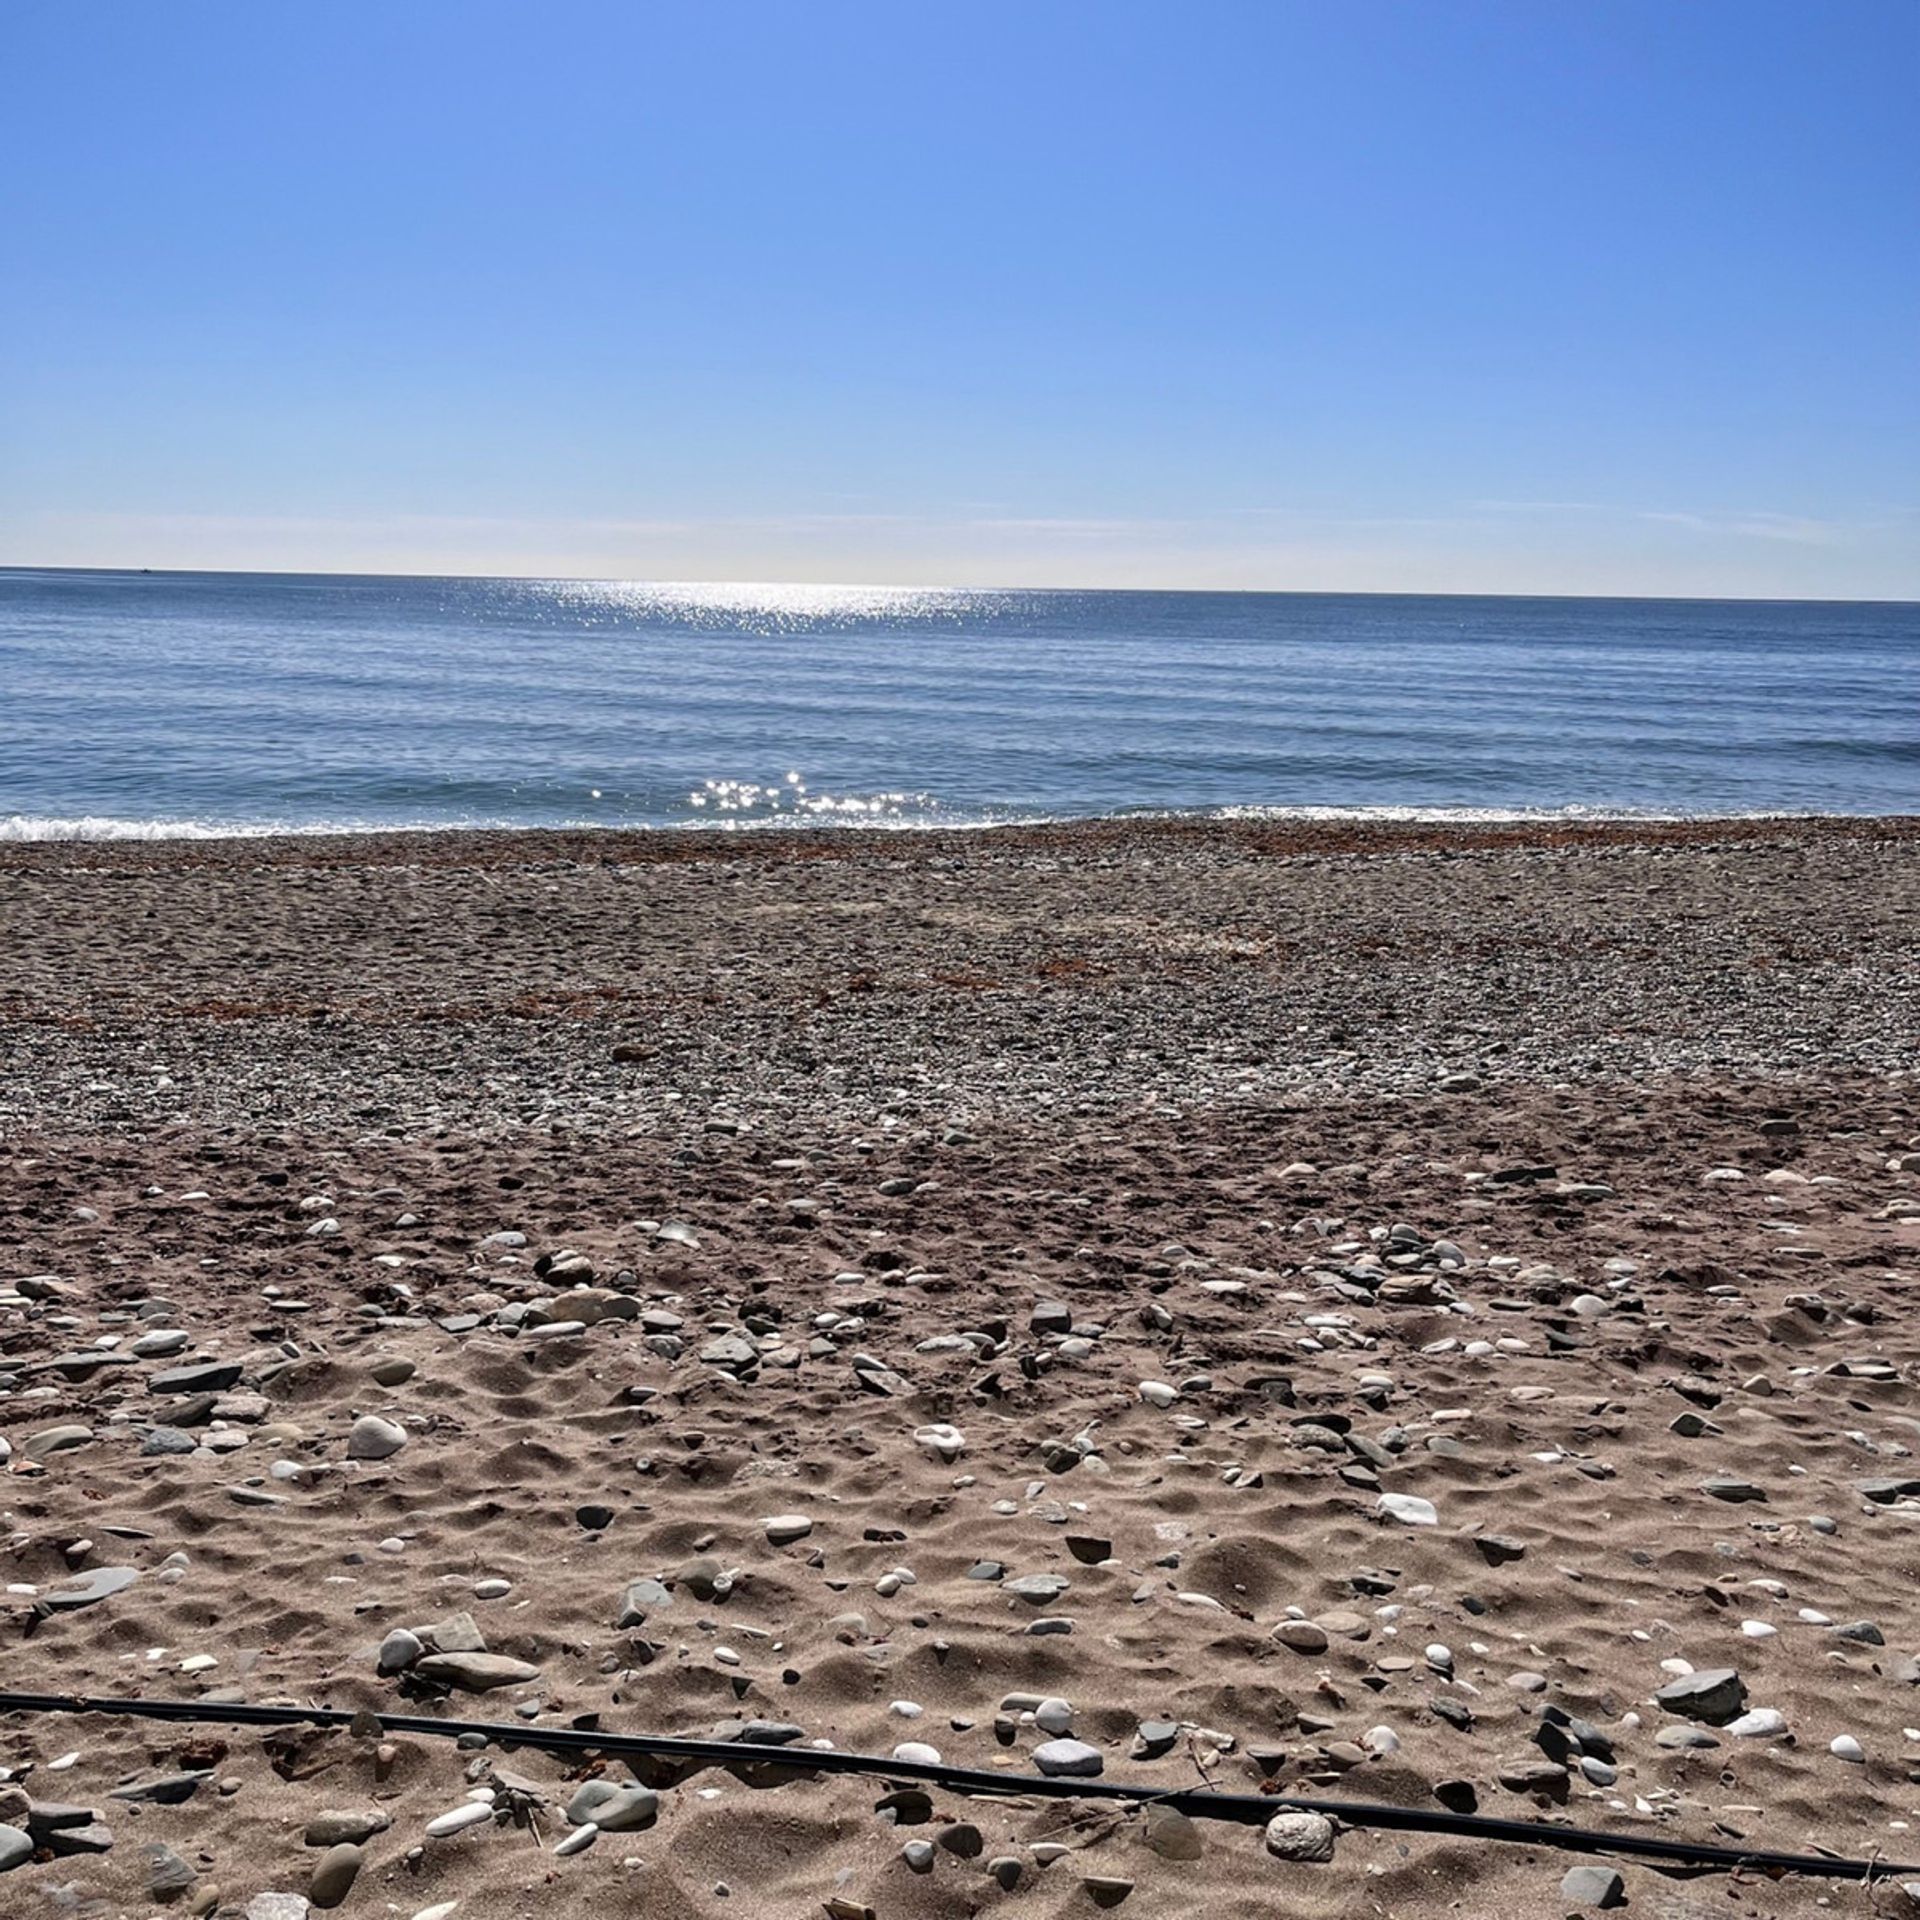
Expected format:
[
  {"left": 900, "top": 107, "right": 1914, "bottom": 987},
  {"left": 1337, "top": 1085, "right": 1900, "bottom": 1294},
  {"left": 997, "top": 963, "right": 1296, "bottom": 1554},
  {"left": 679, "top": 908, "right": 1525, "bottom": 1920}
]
[{"left": 5, "top": 816, "right": 1920, "bottom": 1919}]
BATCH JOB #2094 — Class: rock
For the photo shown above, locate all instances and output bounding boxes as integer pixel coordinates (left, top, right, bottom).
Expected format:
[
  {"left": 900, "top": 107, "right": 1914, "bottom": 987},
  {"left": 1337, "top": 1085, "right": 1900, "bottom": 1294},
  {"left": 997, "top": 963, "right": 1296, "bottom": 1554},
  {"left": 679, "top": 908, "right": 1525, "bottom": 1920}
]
[
  {"left": 41, "top": 1565, "right": 140, "bottom": 1611},
  {"left": 377, "top": 1628, "right": 424, "bottom": 1674},
  {"left": 1034, "top": 1697, "right": 1074, "bottom": 1734},
  {"left": 426, "top": 1802, "right": 493, "bottom": 1837},
  {"left": 672, "top": 1556, "right": 726, "bottom": 1600},
  {"left": 1832, "top": 1735, "right": 1866, "bottom": 1762},
  {"left": 348, "top": 1415, "right": 407, "bottom": 1460},
  {"left": 618, "top": 1577, "right": 673, "bottom": 1625},
  {"left": 111, "top": 1771, "right": 210, "bottom": 1805},
  {"left": 1560, "top": 1864, "right": 1626, "bottom": 1909},
  {"left": 575, "top": 1504, "right": 615, "bottom": 1531},
  {"left": 589, "top": 1786, "right": 658, "bottom": 1832},
  {"left": 1263, "top": 1811, "right": 1336, "bottom": 1862},
  {"left": 1032, "top": 1738, "right": 1103, "bottom": 1777},
  {"left": 987, "top": 1856, "right": 1024, "bottom": 1890},
  {"left": 1652, "top": 1669, "right": 1746, "bottom": 1725},
  {"left": 1726, "top": 1708, "right": 1787, "bottom": 1738},
  {"left": 414, "top": 1653, "right": 541, "bottom": 1692},
  {"left": 308, "top": 1844, "right": 362, "bottom": 1909},
  {"left": 151, "top": 1363, "right": 244, "bottom": 1395},
  {"left": 762, "top": 1514, "right": 813, "bottom": 1545},
  {"left": 913, "top": 1423, "right": 966, "bottom": 1460},
  {"left": 46, "top": 1821, "right": 114, "bottom": 1855},
  {"left": 1377, "top": 1492, "right": 1437, "bottom": 1526},
  {"left": 143, "top": 1841, "right": 197, "bottom": 1897},
  {"left": 1700, "top": 1477, "right": 1766, "bottom": 1503},
  {"left": 24, "top": 1424, "right": 94, "bottom": 1459},
  {"left": 305, "top": 1811, "right": 390, "bottom": 1847},
  {"left": 1005, "top": 1574, "right": 1069, "bottom": 1605},
  {"left": 902, "top": 1840, "right": 935, "bottom": 1873},
  {"left": 554, "top": 1823, "right": 598, "bottom": 1856},
  {"left": 1085, "top": 1875, "right": 1134, "bottom": 1908},
  {"left": 1273, "top": 1620, "right": 1330, "bottom": 1654},
  {"left": 1065, "top": 1534, "right": 1111, "bottom": 1564},
  {"left": 142, "top": 1426, "right": 200, "bottom": 1456},
  {"left": 1142, "top": 1806, "right": 1203, "bottom": 1859},
  {"left": 1475, "top": 1534, "right": 1527, "bottom": 1565},
  {"left": 0, "top": 1824, "right": 31, "bottom": 1871},
  {"left": 369, "top": 1358, "right": 416, "bottom": 1387},
  {"left": 245, "top": 1898, "right": 311, "bottom": 1920}
]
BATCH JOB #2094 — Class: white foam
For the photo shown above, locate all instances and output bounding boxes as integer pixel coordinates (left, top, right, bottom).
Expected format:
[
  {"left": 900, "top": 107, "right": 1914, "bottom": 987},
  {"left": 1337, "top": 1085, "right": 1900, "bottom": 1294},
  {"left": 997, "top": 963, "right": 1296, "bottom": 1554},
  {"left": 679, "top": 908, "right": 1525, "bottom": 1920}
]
[{"left": 0, "top": 815, "right": 293, "bottom": 842}]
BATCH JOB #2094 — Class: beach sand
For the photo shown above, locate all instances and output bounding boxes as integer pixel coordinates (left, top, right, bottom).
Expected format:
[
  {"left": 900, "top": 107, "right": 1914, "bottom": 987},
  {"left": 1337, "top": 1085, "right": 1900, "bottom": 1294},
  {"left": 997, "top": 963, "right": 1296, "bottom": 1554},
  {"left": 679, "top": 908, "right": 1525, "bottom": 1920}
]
[{"left": 3, "top": 816, "right": 1920, "bottom": 1919}]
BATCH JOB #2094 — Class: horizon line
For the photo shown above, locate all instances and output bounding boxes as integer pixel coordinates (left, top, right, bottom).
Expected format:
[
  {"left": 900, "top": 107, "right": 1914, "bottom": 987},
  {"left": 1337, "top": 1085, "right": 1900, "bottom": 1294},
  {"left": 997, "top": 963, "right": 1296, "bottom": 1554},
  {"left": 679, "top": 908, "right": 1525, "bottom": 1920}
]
[{"left": 4, "top": 561, "right": 1916, "bottom": 610}]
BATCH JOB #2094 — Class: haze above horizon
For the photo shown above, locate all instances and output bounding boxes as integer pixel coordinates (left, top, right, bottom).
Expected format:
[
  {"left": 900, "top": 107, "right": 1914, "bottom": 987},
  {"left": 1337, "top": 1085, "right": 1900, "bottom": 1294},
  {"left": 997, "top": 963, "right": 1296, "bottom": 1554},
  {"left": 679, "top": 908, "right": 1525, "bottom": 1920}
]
[{"left": 4, "top": 1, "right": 1917, "bottom": 598}]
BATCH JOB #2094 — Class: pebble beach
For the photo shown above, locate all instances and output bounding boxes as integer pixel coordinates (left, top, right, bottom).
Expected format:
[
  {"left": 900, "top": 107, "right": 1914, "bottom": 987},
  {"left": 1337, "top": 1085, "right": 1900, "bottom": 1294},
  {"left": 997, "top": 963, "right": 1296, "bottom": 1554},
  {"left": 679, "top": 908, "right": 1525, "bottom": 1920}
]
[{"left": 4, "top": 814, "right": 1920, "bottom": 1920}]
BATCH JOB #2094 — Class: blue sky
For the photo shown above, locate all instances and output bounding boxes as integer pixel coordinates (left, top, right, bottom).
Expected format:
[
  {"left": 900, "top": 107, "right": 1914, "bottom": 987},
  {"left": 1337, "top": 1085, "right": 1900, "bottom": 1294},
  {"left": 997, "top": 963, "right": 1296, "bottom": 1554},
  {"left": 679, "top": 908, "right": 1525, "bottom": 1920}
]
[{"left": 4, "top": 1, "right": 1916, "bottom": 595}]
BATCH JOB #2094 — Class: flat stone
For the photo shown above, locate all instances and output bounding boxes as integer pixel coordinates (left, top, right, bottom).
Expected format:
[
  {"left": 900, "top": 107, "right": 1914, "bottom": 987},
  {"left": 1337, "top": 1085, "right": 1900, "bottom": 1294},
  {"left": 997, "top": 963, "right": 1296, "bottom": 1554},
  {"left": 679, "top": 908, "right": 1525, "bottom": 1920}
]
[
  {"left": 1032, "top": 1738, "right": 1103, "bottom": 1777},
  {"left": 0, "top": 1824, "right": 30, "bottom": 1872},
  {"left": 1142, "top": 1805, "right": 1203, "bottom": 1859},
  {"left": 421, "top": 1610, "right": 486, "bottom": 1653},
  {"left": 414, "top": 1652, "right": 541, "bottom": 1692},
  {"left": 618, "top": 1577, "right": 673, "bottom": 1625},
  {"left": 1653, "top": 1668, "right": 1746, "bottom": 1725},
  {"left": 24, "top": 1424, "right": 94, "bottom": 1460},
  {"left": 1377, "top": 1492, "right": 1437, "bottom": 1526},
  {"left": 111, "top": 1771, "right": 210, "bottom": 1805},
  {"left": 41, "top": 1565, "right": 140, "bottom": 1611},
  {"left": 142, "top": 1840, "right": 197, "bottom": 1896},
  {"left": 1561, "top": 1864, "right": 1626, "bottom": 1909},
  {"left": 763, "top": 1514, "right": 813, "bottom": 1545},
  {"left": 1005, "top": 1574, "right": 1070, "bottom": 1604},
  {"left": 305, "top": 1811, "right": 390, "bottom": 1847},
  {"left": 45, "top": 1821, "right": 114, "bottom": 1856},
  {"left": 141, "top": 1426, "right": 200, "bottom": 1456},
  {"left": 588, "top": 1786, "right": 658, "bottom": 1833},
  {"left": 151, "top": 1363, "right": 244, "bottom": 1394},
  {"left": 1701, "top": 1477, "right": 1766, "bottom": 1503}
]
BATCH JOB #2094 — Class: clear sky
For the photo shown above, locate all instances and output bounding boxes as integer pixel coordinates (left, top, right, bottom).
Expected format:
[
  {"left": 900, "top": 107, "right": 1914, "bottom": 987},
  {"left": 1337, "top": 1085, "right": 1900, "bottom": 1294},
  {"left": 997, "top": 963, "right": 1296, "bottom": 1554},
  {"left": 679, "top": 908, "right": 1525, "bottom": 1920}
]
[{"left": 4, "top": 1, "right": 1916, "bottom": 596}]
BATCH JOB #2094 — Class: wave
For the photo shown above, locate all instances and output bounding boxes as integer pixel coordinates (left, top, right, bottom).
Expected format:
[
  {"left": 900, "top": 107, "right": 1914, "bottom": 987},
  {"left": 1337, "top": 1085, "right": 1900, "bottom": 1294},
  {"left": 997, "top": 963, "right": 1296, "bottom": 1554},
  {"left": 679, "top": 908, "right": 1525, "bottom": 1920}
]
[{"left": 2, "top": 800, "right": 1871, "bottom": 844}]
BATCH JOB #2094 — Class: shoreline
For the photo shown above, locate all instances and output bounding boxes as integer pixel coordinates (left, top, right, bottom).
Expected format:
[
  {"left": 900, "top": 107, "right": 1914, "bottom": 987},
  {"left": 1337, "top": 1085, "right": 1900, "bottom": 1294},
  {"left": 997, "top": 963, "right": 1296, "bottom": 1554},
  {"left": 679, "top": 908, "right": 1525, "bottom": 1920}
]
[{"left": 5, "top": 808, "right": 1918, "bottom": 873}]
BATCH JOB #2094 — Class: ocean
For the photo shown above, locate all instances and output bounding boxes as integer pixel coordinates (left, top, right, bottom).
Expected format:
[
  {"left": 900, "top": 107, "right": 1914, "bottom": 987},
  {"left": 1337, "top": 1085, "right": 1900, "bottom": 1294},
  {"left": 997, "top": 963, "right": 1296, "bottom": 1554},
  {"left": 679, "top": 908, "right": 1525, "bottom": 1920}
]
[{"left": 0, "top": 569, "right": 1914, "bottom": 837}]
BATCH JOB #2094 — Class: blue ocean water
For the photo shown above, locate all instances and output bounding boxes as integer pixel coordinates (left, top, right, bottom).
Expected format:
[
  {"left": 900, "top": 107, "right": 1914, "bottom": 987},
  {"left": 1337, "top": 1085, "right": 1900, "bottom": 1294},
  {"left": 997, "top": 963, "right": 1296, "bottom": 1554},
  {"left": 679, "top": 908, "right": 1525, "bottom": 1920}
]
[{"left": 0, "top": 569, "right": 1915, "bottom": 837}]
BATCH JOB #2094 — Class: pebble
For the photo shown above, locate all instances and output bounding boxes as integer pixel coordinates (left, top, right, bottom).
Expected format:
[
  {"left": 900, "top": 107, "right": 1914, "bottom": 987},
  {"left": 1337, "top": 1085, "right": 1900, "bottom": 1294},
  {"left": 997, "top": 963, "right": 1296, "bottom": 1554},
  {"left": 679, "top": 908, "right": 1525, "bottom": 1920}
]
[
  {"left": 1377, "top": 1492, "right": 1437, "bottom": 1526},
  {"left": 763, "top": 1513, "right": 813, "bottom": 1544},
  {"left": 347, "top": 1414, "right": 407, "bottom": 1460},
  {"left": 308, "top": 1843, "right": 362, "bottom": 1909},
  {"left": 426, "top": 1802, "right": 493, "bottom": 1837},
  {"left": 1032, "top": 1737, "right": 1103, "bottom": 1777}
]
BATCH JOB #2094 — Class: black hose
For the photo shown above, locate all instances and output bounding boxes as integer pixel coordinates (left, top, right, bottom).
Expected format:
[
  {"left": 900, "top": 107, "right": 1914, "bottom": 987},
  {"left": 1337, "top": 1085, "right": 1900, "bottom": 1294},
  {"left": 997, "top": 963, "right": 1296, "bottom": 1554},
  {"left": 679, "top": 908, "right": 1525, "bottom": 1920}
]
[{"left": 0, "top": 1690, "right": 1907, "bottom": 1882}]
